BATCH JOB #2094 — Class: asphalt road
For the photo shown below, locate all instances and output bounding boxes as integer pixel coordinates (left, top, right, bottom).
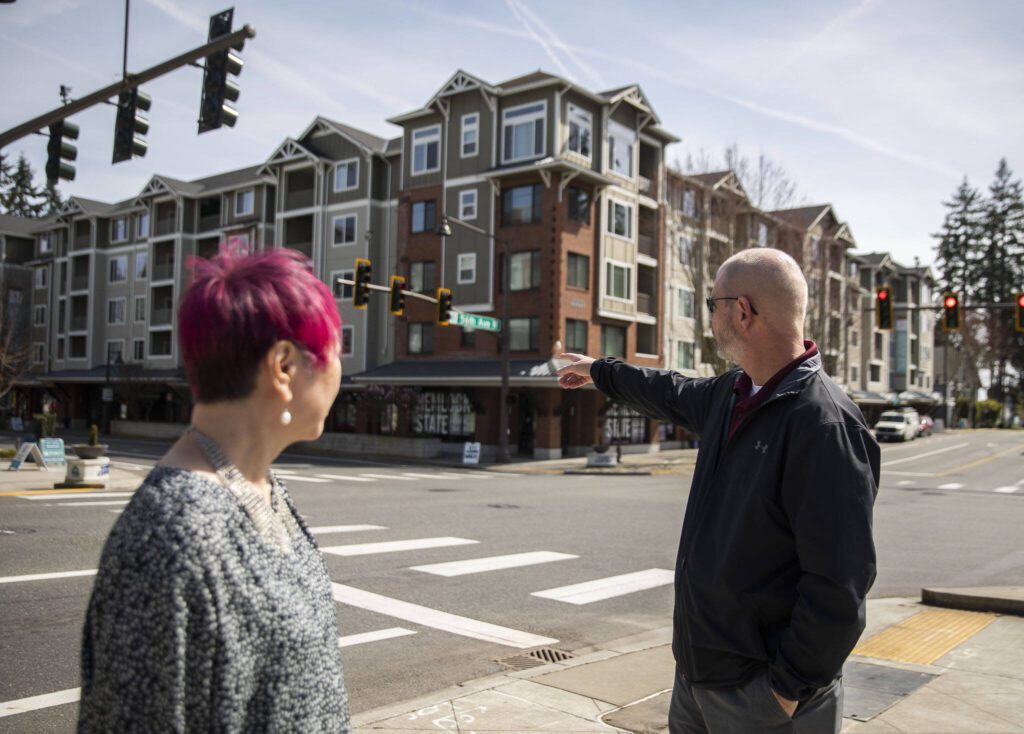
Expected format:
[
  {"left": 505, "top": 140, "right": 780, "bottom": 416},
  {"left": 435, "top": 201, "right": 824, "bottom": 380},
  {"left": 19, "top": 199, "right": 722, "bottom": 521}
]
[{"left": 0, "top": 429, "right": 1020, "bottom": 731}]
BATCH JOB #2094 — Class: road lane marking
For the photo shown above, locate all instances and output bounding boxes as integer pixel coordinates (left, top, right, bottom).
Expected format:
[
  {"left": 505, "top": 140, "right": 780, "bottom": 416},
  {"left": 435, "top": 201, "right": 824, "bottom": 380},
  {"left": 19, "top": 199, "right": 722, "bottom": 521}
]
[
  {"left": 882, "top": 471, "right": 935, "bottom": 477},
  {"left": 936, "top": 444, "right": 1023, "bottom": 476},
  {"left": 0, "top": 569, "right": 96, "bottom": 585},
  {"left": 993, "top": 487, "right": 1019, "bottom": 494},
  {"left": 410, "top": 551, "right": 578, "bottom": 577},
  {"left": 532, "top": 569, "right": 675, "bottom": 605},
  {"left": 897, "top": 481, "right": 915, "bottom": 486},
  {"left": 308, "top": 524, "right": 387, "bottom": 535},
  {"left": 313, "top": 474, "right": 375, "bottom": 482},
  {"left": 321, "top": 537, "right": 478, "bottom": 557},
  {"left": 401, "top": 472, "right": 464, "bottom": 480},
  {"left": 331, "top": 583, "right": 557, "bottom": 648},
  {"left": 56, "top": 500, "right": 128, "bottom": 507},
  {"left": 279, "top": 475, "right": 331, "bottom": 483},
  {"left": 880, "top": 443, "right": 969, "bottom": 468},
  {"left": 24, "top": 491, "right": 135, "bottom": 501},
  {"left": 358, "top": 473, "right": 420, "bottom": 481},
  {"left": 338, "top": 627, "right": 416, "bottom": 647},
  {"left": 937, "top": 483, "right": 964, "bottom": 490},
  {"left": 0, "top": 488, "right": 102, "bottom": 497},
  {"left": 0, "top": 687, "right": 80, "bottom": 718},
  {"left": 110, "top": 461, "right": 152, "bottom": 471}
]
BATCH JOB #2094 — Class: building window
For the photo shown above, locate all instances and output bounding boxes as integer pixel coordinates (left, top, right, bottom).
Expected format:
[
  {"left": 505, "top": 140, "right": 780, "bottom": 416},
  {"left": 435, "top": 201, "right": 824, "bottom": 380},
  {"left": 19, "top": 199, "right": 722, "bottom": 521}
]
[
  {"left": 459, "top": 189, "right": 477, "bottom": 220},
  {"left": 567, "top": 103, "right": 592, "bottom": 159},
  {"left": 679, "top": 235, "right": 693, "bottom": 266},
  {"left": 851, "top": 329, "right": 859, "bottom": 347},
  {"left": 501, "top": 184, "right": 542, "bottom": 226},
  {"left": 57, "top": 337, "right": 65, "bottom": 360},
  {"left": 567, "top": 187, "right": 590, "bottom": 224},
  {"left": 332, "top": 213, "right": 357, "bottom": 245},
  {"left": 109, "top": 255, "right": 128, "bottom": 283},
  {"left": 460, "top": 329, "right": 476, "bottom": 348},
  {"left": 235, "top": 189, "right": 254, "bottom": 217},
  {"left": 601, "top": 325, "right": 626, "bottom": 357},
  {"left": 409, "top": 261, "right": 436, "bottom": 293},
  {"left": 457, "top": 253, "right": 476, "bottom": 284},
  {"left": 70, "top": 335, "right": 88, "bottom": 359},
  {"left": 676, "top": 341, "right": 695, "bottom": 370},
  {"left": 757, "top": 222, "right": 769, "bottom": 247},
  {"left": 809, "top": 236, "right": 821, "bottom": 258},
  {"left": 106, "top": 340, "right": 124, "bottom": 364},
  {"left": 683, "top": 190, "right": 697, "bottom": 218},
  {"left": 57, "top": 300, "right": 64, "bottom": 331},
  {"left": 567, "top": 252, "right": 589, "bottom": 289},
  {"left": 607, "top": 199, "right": 633, "bottom": 239},
  {"left": 133, "top": 338, "right": 145, "bottom": 361},
  {"left": 566, "top": 318, "right": 587, "bottom": 352},
  {"left": 509, "top": 251, "right": 541, "bottom": 291},
  {"left": 135, "top": 252, "right": 148, "bottom": 279},
  {"left": 334, "top": 158, "right": 359, "bottom": 192},
  {"left": 869, "top": 364, "right": 881, "bottom": 382},
  {"left": 607, "top": 119, "right": 635, "bottom": 178},
  {"left": 33, "top": 342, "right": 45, "bottom": 365},
  {"left": 111, "top": 217, "right": 127, "bottom": 243},
  {"left": 136, "top": 212, "right": 150, "bottom": 239},
  {"left": 134, "top": 296, "right": 146, "bottom": 322},
  {"left": 33, "top": 305, "right": 46, "bottom": 326},
  {"left": 605, "top": 261, "right": 632, "bottom": 300},
  {"left": 409, "top": 323, "right": 434, "bottom": 354},
  {"left": 461, "top": 113, "right": 478, "bottom": 157},
  {"left": 851, "top": 365, "right": 859, "bottom": 383},
  {"left": 874, "top": 332, "right": 884, "bottom": 357},
  {"left": 107, "top": 297, "right": 127, "bottom": 325},
  {"left": 332, "top": 269, "right": 354, "bottom": 300},
  {"left": 34, "top": 267, "right": 47, "bottom": 288},
  {"left": 40, "top": 234, "right": 52, "bottom": 254},
  {"left": 411, "top": 124, "right": 441, "bottom": 175},
  {"left": 509, "top": 317, "right": 539, "bottom": 351},
  {"left": 341, "top": 325, "right": 354, "bottom": 357},
  {"left": 677, "top": 288, "right": 694, "bottom": 319},
  {"left": 411, "top": 200, "right": 437, "bottom": 234},
  {"left": 502, "top": 101, "right": 546, "bottom": 163}
]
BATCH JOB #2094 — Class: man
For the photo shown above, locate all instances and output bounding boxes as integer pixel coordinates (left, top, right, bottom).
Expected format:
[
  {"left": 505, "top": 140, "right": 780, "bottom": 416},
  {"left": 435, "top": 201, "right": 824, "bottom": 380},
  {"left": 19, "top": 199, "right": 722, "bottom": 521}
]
[{"left": 557, "top": 249, "right": 878, "bottom": 733}]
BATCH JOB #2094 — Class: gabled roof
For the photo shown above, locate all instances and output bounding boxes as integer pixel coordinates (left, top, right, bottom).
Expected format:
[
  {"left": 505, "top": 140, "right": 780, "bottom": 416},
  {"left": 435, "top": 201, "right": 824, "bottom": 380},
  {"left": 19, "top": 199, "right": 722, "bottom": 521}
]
[
  {"left": 388, "top": 69, "right": 498, "bottom": 124},
  {"left": 688, "top": 170, "right": 734, "bottom": 187},
  {"left": 770, "top": 204, "right": 831, "bottom": 230},
  {"left": 498, "top": 70, "right": 561, "bottom": 89},
  {"left": 191, "top": 164, "right": 265, "bottom": 192},
  {"left": 299, "top": 116, "right": 393, "bottom": 155},
  {"left": 855, "top": 252, "right": 897, "bottom": 270},
  {"left": 63, "top": 196, "right": 117, "bottom": 217},
  {"left": 0, "top": 213, "right": 55, "bottom": 235},
  {"left": 385, "top": 137, "right": 402, "bottom": 155},
  {"left": 599, "top": 84, "right": 661, "bottom": 125}
]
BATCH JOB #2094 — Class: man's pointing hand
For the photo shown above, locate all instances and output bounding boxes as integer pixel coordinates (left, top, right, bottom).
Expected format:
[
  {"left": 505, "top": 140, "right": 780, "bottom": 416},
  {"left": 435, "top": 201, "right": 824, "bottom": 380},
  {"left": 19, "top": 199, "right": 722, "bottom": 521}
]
[{"left": 556, "top": 353, "right": 595, "bottom": 389}]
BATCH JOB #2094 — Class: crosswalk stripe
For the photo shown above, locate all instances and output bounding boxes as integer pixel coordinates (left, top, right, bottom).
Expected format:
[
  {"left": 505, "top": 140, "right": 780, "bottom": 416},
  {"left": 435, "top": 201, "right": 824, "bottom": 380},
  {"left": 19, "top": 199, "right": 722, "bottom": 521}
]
[
  {"left": 313, "top": 474, "right": 375, "bottom": 482},
  {"left": 56, "top": 500, "right": 128, "bottom": 507},
  {"left": 309, "top": 524, "right": 387, "bottom": 535},
  {"left": 938, "top": 483, "right": 964, "bottom": 490},
  {"left": 321, "top": 537, "right": 478, "bottom": 557},
  {"left": 338, "top": 627, "right": 416, "bottom": 647},
  {"left": 0, "top": 687, "right": 80, "bottom": 718},
  {"left": 400, "top": 472, "right": 462, "bottom": 480},
  {"left": 279, "top": 475, "right": 331, "bottom": 483},
  {"left": 0, "top": 569, "right": 96, "bottom": 585},
  {"left": 358, "top": 473, "right": 419, "bottom": 481},
  {"left": 532, "top": 568, "right": 675, "bottom": 605},
  {"left": 993, "top": 486, "right": 1018, "bottom": 494},
  {"left": 332, "top": 583, "right": 557, "bottom": 648},
  {"left": 881, "top": 443, "right": 969, "bottom": 468},
  {"left": 411, "top": 551, "right": 578, "bottom": 577},
  {"left": 110, "top": 461, "right": 151, "bottom": 471},
  {"left": 24, "top": 492, "right": 135, "bottom": 501}
]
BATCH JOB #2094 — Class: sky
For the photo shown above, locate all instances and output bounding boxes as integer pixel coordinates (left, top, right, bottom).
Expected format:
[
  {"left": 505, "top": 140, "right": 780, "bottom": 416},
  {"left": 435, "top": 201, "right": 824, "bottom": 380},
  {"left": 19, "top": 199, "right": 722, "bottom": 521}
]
[{"left": 2, "top": 0, "right": 1022, "bottom": 269}]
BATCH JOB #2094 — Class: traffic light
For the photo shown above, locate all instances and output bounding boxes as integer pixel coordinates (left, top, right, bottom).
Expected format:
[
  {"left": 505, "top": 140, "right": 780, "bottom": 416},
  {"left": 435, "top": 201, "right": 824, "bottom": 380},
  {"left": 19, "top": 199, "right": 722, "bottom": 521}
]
[
  {"left": 389, "top": 275, "right": 406, "bottom": 315},
  {"left": 198, "top": 8, "right": 244, "bottom": 134},
  {"left": 45, "top": 119, "right": 78, "bottom": 187},
  {"left": 353, "top": 258, "right": 371, "bottom": 308},
  {"left": 876, "top": 287, "right": 893, "bottom": 330},
  {"left": 436, "top": 287, "right": 452, "bottom": 326},
  {"left": 1015, "top": 293, "right": 1024, "bottom": 333},
  {"left": 942, "top": 293, "right": 961, "bottom": 332},
  {"left": 112, "top": 88, "right": 151, "bottom": 163}
]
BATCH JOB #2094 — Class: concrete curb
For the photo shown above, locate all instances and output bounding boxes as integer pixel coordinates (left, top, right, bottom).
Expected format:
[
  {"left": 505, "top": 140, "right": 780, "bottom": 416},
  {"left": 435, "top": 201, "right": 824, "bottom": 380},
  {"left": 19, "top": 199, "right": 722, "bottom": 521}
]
[{"left": 921, "top": 586, "right": 1024, "bottom": 616}]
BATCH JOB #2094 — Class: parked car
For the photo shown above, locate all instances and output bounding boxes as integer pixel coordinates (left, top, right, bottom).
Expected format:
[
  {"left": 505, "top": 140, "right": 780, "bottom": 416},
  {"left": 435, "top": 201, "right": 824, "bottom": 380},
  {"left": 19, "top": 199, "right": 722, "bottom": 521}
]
[
  {"left": 917, "top": 415, "right": 934, "bottom": 437},
  {"left": 874, "top": 410, "right": 919, "bottom": 442}
]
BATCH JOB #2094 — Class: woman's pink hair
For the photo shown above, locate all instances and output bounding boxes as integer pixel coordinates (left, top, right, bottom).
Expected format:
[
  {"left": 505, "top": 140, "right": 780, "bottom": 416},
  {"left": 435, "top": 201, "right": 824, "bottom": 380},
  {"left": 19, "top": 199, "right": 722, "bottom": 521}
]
[{"left": 179, "top": 246, "right": 341, "bottom": 402}]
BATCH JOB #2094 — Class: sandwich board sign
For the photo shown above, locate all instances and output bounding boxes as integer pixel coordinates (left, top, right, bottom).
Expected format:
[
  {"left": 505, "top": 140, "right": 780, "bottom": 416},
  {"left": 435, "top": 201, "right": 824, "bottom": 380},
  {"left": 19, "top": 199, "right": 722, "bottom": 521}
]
[
  {"left": 39, "top": 438, "right": 66, "bottom": 466},
  {"left": 462, "top": 441, "right": 481, "bottom": 465},
  {"left": 8, "top": 442, "right": 46, "bottom": 471}
]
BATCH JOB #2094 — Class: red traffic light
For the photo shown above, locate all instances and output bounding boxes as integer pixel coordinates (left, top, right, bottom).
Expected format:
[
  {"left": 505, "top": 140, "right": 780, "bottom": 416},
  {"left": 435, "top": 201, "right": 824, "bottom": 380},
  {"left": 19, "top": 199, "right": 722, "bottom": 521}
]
[
  {"left": 944, "top": 295, "right": 958, "bottom": 309},
  {"left": 877, "top": 289, "right": 888, "bottom": 301},
  {"left": 1018, "top": 294, "right": 1024, "bottom": 308}
]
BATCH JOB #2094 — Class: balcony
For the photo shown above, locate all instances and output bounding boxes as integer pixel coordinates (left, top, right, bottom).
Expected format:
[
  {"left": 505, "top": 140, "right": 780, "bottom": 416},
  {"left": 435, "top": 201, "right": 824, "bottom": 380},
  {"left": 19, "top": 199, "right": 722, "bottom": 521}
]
[
  {"left": 71, "top": 315, "right": 87, "bottom": 331},
  {"left": 285, "top": 188, "right": 314, "bottom": 210},
  {"left": 71, "top": 275, "right": 89, "bottom": 291},
  {"left": 638, "top": 175, "right": 658, "bottom": 200},
  {"left": 151, "top": 307, "right": 173, "bottom": 326},
  {"left": 638, "top": 233, "right": 657, "bottom": 259},
  {"left": 152, "top": 261, "right": 175, "bottom": 282},
  {"left": 285, "top": 169, "right": 316, "bottom": 210},
  {"left": 637, "top": 292, "right": 657, "bottom": 316}
]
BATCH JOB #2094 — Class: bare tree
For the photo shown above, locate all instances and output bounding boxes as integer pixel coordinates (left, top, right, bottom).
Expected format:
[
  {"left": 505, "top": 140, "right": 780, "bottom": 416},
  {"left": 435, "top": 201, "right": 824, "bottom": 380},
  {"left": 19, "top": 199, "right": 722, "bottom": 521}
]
[
  {"left": 681, "top": 143, "right": 802, "bottom": 211},
  {"left": 0, "top": 289, "right": 31, "bottom": 407}
]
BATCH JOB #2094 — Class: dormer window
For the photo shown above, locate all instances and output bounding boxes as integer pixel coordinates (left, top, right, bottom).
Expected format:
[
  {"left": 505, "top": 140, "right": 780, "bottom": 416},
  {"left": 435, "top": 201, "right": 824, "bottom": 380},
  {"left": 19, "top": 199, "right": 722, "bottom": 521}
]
[
  {"left": 607, "top": 120, "right": 635, "bottom": 178},
  {"left": 502, "top": 101, "right": 546, "bottom": 164}
]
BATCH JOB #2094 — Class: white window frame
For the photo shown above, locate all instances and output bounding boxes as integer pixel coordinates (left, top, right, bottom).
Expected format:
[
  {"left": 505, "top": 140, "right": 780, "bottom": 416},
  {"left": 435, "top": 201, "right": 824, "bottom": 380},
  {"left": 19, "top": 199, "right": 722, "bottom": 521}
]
[
  {"left": 331, "top": 213, "right": 358, "bottom": 247},
  {"left": 682, "top": 190, "right": 697, "bottom": 218},
  {"left": 133, "top": 337, "right": 145, "bottom": 361},
  {"left": 135, "top": 251, "right": 148, "bottom": 280},
  {"left": 677, "top": 287, "right": 695, "bottom": 319},
  {"left": 606, "top": 197, "right": 634, "bottom": 240},
  {"left": 33, "top": 305, "right": 46, "bottom": 326},
  {"left": 108, "top": 255, "right": 128, "bottom": 284},
  {"left": 457, "top": 252, "right": 477, "bottom": 285},
  {"left": 458, "top": 189, "right": 477, "bottom": 221},
  {"left": 341, "top": 325, "right": 354, "bottom": 357},
  {"left": 39, "top": 234, "right": 52, "bottom": 254},
  {"left": 235, "top": 188, "right": 255, "bottom": 217},
  {"left": 411, "top": 124, "right": 441, "bottom": 176},
  {"left": 607, "top": 119, "right": 635, "bottom": 179},
  {"left": 110, "top": 217, "right": 128, "bottom": 243},
  {"left": 32, "top": 342, "right": 45, "bottom": 365},
  {"left": 460, "top": 113, "right": 479, "bottom": 158},
  {"left": 676, "top": 340, "right": 695, "bottom": 371},
  {"left": 758, "top": 222, "right": 769, "bottom": 247},
  {"left": 678, "top": 234, "right": 693, "bottom": 266},
  {"left": 333, "top": 158, "right": 359, "bottom": 193},
  {"left": 107, "top": 297, "right": 127, "bottom": 325},
  {"left": 34, "top": 267, "right": 47, "bottom": 288},
  {"left": 605, "top": 259, "right": 633, "bottom": 302},
  {"left": 136, "top": 211, "right": 150, "bottom": 239},
  {"left": 501, "top": 100, "right": 547, "bottom": 165},
  {"left": 331, "top": 269, "right": 354, "bottom": 301},
  {"left": 134, "top": 295, "right": 146, "bottom": 322},
  {"left": 566, "top": 103, "right": 592, "bottom": 161},
  {"left": 106, "top": 339, "right": 125, "bottom": 365}
]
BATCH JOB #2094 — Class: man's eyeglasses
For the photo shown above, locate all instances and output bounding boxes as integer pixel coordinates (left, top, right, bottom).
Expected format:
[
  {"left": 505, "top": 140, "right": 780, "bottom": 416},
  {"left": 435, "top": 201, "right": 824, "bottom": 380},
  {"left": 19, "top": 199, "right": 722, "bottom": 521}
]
[{"left": 706, "top": 296, "right": 759, "bottom": 315}]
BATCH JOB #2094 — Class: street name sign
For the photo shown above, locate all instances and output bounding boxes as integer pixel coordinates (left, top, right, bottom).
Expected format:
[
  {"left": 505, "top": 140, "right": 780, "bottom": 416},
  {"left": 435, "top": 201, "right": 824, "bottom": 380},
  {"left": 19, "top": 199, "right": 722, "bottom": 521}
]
[{"left": 452, "top": 311, "right": 501, "bottom": 332}]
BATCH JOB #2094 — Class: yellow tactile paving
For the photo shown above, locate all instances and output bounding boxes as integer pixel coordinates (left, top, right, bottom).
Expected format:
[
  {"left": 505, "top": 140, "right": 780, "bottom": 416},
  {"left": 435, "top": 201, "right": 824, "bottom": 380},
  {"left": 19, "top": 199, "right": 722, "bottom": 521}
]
[{"left": 853, "top": 608, "right": 997, "bottom": 665}]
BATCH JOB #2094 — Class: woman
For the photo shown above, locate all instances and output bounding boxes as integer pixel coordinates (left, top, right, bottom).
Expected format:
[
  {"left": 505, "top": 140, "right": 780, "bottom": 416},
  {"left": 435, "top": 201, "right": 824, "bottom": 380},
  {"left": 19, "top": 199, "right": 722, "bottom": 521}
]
[{"left": 78, "top": 248, "right": 350, "bottom": 733}]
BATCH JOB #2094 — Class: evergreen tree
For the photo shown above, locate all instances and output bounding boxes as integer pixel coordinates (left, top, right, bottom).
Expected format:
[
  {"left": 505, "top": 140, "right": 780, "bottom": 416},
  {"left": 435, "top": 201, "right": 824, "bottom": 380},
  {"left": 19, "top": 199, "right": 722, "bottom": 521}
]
[
  {"left": 0, "top": 155, "right": 46, "bottom": 217},
  {"left": 0, "top": 153, "right": 13, "bottom": 195},
  {"left": 933, "top": 176, "right": 984, "bottom": 299}
]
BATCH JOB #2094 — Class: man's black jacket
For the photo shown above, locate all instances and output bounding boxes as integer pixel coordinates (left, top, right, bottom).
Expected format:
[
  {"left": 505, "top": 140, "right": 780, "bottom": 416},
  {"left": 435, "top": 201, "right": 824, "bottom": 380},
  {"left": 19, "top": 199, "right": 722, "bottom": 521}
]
[{"left": 590, "top": 354, "right": 879, "bottom": 701}]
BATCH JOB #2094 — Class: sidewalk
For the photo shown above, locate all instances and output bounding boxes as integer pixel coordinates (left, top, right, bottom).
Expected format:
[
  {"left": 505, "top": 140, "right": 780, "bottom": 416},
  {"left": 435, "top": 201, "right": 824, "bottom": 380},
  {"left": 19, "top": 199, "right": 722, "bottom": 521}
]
[{"left": 351, "top": 592, "right": 1024, "bottom": 733}]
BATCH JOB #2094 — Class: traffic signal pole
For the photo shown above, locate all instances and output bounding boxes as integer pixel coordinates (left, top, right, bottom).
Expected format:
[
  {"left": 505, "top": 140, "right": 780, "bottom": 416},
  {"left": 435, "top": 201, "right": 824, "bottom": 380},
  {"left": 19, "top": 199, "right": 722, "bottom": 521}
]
[{"left": 0, "top": 24, "right": 255, "bottom": 151}]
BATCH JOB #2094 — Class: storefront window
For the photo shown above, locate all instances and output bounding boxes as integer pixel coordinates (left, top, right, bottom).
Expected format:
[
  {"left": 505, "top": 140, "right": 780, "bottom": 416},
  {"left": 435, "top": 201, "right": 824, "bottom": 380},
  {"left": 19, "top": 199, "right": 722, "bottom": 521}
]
[{"left": 412, "top": 391, "right": 476, "bottom": 439}]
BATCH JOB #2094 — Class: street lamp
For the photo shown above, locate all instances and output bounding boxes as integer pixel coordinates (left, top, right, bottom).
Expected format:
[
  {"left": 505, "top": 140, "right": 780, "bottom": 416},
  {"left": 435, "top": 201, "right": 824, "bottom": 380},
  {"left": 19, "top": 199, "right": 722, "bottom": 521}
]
[{"left": 436, "top": 214, "right": 512, "bottom": 463}]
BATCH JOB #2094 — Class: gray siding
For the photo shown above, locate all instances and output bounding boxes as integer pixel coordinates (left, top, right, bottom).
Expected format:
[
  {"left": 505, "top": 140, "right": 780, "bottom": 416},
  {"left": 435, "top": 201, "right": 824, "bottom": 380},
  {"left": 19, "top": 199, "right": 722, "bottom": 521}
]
[
  {"left": 403, "top": 112, "right": 445, "bottom": 190},
  {"left": 225, "top": 184, "right": 266, "bottom": 227},
  {"left": 445, "top": 91, "right": 492, "bottom": 180},
  {"left": 443, "top": 185, "right": 492, "bottom": 307}
]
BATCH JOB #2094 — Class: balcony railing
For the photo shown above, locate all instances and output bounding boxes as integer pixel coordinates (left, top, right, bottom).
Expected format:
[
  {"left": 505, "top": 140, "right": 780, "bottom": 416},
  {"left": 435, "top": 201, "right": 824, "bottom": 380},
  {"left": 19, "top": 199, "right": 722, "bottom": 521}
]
[
  {"left": 285, "top": 189, "right": 315, "bottom": 210},
  {"left": 285, "top": 241, "right": 313, "bottom": 258},
  {"left": 638, "top": 175, "right": 658, "bottom": 199},
  {"left": 152, "top": 262, "right": 175, "bottom": 281},
  {"left": 638, "top": 233, "right": 657, "bottom": 258},
  {"left": 154, "top": 217, "right": 176, "bottom": 237},
  {"left": 151, "top": 307, "right": 173, "bottom": 326},
  {"left": 71, "top": 275, "right": 89, "bottom": 291},
  {"left": 70, "top": 315, "right": 87, "bottom": 331},
  {"left": 637, "top": 292, "right": 657, "bottom": 316},
  {"left": 198, "top": 214, "right": 221, "bottom": 232}
]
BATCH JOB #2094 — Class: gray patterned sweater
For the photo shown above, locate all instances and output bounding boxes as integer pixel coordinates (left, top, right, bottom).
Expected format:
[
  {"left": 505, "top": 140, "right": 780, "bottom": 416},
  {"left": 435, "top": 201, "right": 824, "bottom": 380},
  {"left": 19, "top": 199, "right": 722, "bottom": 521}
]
[{"left": 78, "top": 467, "right": 350, "bottom": 733}]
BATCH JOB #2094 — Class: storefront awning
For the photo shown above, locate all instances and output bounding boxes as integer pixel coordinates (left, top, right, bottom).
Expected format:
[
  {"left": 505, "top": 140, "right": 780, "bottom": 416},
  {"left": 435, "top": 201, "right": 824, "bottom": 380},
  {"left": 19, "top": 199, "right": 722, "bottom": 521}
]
[
  {"left": 351, "top": 359, "right": 568, "bottom": 387},
  {"left": 847, "top": 390, "right": 894, "bottom": 406},
  {"left": 20, "top": 366, "right": 188, "bottom": 385}
]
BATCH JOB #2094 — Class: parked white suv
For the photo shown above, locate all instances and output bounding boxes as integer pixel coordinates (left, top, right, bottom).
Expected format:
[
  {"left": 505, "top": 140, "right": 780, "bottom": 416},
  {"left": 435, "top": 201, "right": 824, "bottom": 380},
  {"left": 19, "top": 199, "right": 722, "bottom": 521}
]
[{"left": 874, "top": 410, "right": 919, "bottom": 442}]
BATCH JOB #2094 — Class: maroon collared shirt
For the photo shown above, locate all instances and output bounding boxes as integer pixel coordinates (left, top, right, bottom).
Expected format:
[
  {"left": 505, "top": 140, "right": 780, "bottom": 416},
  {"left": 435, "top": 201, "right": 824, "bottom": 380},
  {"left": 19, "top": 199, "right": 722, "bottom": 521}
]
[{"left": 727, "top": 340, "right": 818, "bottom": 443}]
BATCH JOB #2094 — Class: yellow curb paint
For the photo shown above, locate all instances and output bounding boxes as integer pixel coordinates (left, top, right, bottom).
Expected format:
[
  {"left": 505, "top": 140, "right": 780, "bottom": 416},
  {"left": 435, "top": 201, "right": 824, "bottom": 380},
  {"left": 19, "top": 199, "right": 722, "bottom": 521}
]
[
  {"left": 0, "top": 488, "right": 102, "bottom": 497},
  {"left": 936, "top": 444, "right": 1022, "bottom": 477},
  {"left": 853, "top": 608, "right": 997, "bottom": 665}
]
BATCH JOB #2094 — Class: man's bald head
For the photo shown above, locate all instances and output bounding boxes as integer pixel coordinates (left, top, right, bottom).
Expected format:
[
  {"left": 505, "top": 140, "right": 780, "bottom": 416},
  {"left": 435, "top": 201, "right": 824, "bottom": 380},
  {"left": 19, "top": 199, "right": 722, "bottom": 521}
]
[{"left": 715, "top": 249, "right": 808, "bottom": 335}]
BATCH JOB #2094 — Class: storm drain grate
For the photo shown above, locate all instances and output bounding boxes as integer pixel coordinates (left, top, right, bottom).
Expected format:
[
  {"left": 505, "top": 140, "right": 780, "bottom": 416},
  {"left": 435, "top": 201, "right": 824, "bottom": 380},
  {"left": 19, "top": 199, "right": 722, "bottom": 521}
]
[{"left": 496, "top": 647, "right": 575, "bottom": 670}]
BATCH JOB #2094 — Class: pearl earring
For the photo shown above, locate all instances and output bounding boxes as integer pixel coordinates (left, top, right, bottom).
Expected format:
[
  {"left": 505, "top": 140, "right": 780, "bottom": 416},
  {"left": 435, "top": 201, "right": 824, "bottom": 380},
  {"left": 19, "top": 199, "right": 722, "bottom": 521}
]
[{"left": 281, "top": 409, "right": 292, "bottom": 426}]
